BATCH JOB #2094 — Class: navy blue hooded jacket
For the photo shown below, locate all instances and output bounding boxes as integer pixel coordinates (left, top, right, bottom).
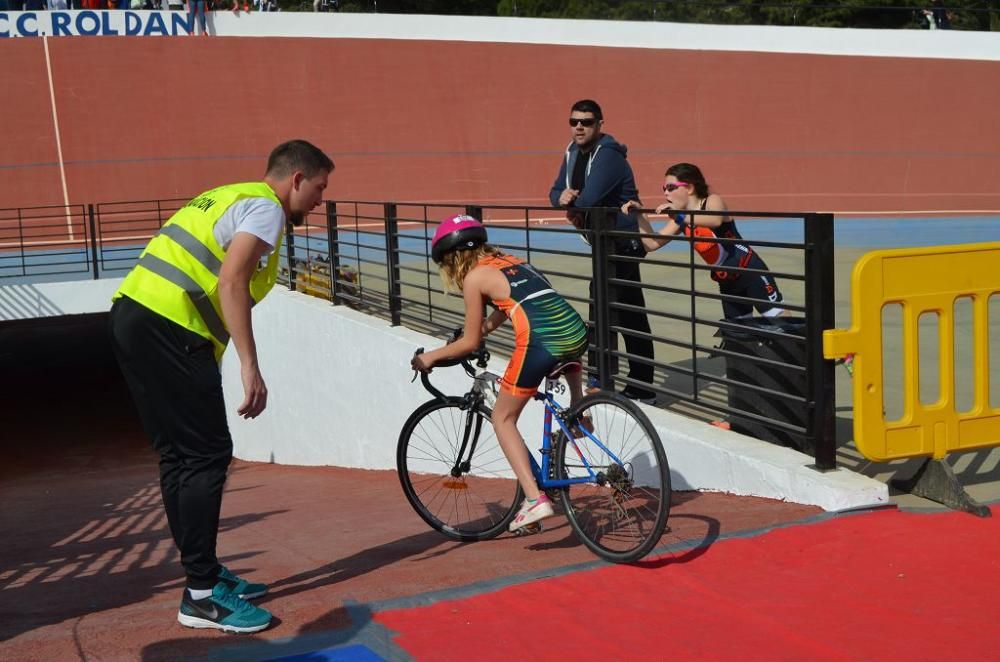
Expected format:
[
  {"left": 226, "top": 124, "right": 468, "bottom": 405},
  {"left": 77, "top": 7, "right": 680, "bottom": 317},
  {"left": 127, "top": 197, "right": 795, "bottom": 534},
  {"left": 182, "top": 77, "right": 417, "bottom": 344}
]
[{"left": 548, "top": 133, "right": 644, "bottom": 254}]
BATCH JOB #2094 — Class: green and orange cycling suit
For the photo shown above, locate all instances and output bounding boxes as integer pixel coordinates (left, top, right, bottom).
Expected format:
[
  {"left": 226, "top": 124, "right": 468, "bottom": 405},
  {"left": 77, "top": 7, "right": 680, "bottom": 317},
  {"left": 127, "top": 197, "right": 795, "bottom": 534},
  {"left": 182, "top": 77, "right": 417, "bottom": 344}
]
[{"left": 480, "top": 254, "right": 588, "bottom": 398}]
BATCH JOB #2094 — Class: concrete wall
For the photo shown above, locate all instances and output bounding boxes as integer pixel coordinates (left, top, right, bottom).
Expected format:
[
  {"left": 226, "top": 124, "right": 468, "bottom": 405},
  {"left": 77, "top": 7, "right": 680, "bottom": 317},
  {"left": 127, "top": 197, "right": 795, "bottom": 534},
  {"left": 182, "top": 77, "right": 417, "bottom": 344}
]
[
  {"left": 0, "top": 275, "right": 887, "bottom": 510},
  {"left": 222, "top": 288, "right": 888, "bottom": 512},
  {"left": 0, "top": 277, "right": 121, "bottom": 321}
]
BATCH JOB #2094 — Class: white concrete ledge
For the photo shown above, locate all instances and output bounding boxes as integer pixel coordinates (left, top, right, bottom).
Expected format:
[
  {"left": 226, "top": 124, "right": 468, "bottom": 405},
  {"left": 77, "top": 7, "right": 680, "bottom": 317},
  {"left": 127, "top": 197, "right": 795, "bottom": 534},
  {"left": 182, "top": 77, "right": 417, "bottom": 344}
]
[
  {"left": 0, "top": 278, "right": 888, "bottom": 510},
  {"left": 650, "top": 407, "right": 889, "bottom": 511},
  {"left": 224, "top": 287, "right": 889, "bottom": 512},
  {"left": 0, "top": 278, "right": 122, "bottom": 321}
]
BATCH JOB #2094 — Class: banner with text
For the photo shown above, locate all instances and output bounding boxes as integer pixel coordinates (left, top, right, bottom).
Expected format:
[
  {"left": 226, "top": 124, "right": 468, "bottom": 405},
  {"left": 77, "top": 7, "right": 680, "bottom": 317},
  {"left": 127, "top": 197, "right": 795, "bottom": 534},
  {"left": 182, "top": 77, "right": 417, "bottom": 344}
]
[{"left": 1, "top": 10, "right": 193, "bottom": 38}]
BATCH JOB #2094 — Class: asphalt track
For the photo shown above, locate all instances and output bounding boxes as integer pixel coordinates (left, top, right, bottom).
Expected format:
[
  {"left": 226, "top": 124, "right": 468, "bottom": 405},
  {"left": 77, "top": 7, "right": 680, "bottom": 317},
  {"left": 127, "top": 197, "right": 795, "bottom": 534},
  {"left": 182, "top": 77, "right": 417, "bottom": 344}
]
[{"left": 2, "top": 315, "right": 999, "bottom": 661}]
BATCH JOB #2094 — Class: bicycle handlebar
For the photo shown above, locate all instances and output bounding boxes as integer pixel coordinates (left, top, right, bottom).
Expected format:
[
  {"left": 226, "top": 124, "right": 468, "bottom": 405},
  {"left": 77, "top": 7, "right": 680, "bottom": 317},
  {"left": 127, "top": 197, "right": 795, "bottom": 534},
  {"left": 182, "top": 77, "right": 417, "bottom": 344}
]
[
  {"left": 412, "top": 329, "right": 491, "bottom": 402},
  {"left": 418, "top": 369, "right": 448, "bottom": 402}
]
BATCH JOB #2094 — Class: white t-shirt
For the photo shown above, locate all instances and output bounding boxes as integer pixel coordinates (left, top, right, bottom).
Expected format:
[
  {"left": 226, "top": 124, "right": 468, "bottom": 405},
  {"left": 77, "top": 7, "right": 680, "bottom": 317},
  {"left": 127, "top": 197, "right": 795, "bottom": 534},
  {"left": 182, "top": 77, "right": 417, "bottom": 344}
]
[{"left": 212, "top": 197, "right": 285, "bottom": 253}]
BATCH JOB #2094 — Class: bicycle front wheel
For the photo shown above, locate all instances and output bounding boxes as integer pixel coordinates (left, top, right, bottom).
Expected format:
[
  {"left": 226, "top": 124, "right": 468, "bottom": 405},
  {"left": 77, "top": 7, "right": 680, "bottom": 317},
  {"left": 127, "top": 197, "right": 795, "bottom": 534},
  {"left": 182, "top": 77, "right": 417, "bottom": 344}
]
[
  {"left": 555, "top": 392, "right": 671, "bottom": 563},
  {"left": 397, "top": 398, "right": 522, "bottom": 541}
]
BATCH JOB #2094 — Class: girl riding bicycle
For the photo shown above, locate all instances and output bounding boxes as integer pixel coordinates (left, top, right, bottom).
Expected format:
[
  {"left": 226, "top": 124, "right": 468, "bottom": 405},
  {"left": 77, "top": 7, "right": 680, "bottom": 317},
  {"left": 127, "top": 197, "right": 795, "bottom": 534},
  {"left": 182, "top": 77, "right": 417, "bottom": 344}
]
[{"left": 411, "top": 214, "right": 588, "bottom": 531}]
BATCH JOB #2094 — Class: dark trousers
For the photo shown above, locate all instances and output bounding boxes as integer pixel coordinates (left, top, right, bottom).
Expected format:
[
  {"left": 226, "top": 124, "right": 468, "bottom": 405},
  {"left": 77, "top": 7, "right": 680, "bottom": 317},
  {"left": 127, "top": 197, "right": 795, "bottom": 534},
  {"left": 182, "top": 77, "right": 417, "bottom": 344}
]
[
  {"left": 109, "top": 297, "right": 232, "bottom": 590},
  {"left": 588, "top": 256, "right": 655, "bottom": 388}
]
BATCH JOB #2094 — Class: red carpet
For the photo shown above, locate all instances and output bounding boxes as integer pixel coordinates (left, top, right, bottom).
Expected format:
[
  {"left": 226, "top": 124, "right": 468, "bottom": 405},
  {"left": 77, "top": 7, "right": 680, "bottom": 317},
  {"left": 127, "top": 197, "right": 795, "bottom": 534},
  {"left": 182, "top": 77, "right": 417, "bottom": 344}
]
[{"left": 376, "top": 506, "right": 1000, "bottom": 660}]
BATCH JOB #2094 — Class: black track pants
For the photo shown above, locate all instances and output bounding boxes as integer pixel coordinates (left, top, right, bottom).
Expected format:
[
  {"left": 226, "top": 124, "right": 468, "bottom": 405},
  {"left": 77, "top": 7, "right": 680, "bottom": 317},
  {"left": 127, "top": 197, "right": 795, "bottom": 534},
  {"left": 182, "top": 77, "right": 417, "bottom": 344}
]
[
  {"left": 587, "top": 257, "right": 655, "bottom": 387},
  {"left": 109, "top": 296, "right": 232, "bottom": 590}
]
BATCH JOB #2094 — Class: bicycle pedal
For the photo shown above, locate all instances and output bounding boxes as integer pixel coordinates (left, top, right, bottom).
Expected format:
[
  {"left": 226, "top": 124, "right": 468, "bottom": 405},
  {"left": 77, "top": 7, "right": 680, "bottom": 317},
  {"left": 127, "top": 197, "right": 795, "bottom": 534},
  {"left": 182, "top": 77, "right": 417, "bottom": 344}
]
[{"left": 514, "top": 522, "right": 543, "bottom": 536}]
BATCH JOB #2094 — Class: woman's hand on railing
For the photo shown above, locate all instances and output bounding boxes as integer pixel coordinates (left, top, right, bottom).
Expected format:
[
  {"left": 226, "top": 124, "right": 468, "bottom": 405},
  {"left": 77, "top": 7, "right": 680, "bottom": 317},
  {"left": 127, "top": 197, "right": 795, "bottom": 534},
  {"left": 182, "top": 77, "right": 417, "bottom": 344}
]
[{"left": 621, "top": 200, "right": 642, "bottom": 215}]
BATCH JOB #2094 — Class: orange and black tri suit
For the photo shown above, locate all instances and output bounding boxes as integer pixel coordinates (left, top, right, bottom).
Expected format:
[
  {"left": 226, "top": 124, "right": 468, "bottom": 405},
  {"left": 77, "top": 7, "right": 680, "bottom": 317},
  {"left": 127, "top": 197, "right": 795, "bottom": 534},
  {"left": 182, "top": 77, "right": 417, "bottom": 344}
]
[
  {"left": 680, "top": 199, "right": 783, "bottom": 319},
  {"left": 480, "top": 254, "right": 588, "bottom": 398}
]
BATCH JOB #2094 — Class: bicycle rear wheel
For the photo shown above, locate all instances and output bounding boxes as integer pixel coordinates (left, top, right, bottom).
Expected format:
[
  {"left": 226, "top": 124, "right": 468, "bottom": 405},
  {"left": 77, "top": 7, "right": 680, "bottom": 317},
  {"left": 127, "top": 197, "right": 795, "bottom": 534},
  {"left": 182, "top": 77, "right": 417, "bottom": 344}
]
[
  {"left": 397, "top": 398, "right": 522, "bottom": 541},
  {"left": 555, "top": 392, "right": 670, "bottom": 563}
]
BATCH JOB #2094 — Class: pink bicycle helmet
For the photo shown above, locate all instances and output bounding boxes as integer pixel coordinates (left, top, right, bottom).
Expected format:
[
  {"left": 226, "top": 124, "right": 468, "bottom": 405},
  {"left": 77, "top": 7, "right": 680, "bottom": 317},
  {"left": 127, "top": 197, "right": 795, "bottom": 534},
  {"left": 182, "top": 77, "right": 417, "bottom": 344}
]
[{"left": 430, "top": 214, "right": 488, "bottom": 264}]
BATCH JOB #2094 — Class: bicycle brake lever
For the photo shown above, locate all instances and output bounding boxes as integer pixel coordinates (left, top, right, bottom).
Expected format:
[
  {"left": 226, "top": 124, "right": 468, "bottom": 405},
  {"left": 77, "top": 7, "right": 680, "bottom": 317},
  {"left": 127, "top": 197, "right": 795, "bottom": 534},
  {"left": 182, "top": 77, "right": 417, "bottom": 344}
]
[{"left": 411, "top": 347, "right": 424, "bottom": 382}]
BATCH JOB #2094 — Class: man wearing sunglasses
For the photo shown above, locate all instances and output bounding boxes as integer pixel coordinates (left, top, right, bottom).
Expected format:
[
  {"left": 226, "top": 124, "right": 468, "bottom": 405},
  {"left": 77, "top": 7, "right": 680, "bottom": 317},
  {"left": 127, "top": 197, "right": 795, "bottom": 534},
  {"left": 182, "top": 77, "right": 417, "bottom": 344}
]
[{"left": 548, "top": 99, "right": 656, "bottom": 404}]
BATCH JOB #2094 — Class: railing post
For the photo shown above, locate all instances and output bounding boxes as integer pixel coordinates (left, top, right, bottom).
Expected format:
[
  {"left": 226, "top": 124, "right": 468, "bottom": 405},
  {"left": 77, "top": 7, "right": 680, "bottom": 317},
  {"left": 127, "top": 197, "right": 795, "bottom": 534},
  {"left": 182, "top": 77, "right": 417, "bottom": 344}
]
[
  {"left": 690, "top": 204, "right": 699, "bottom": 401},
  {"left": 87, "top": 204, "right": 99, "bottom": 280},
  {"left": 385, "top": 202, "right": 402, "bottom": 326},
  {"left": 17, "top": 208, "right": 26, "bottom": 276},
  {"left": 464, "top": 205, "right": 483, "bottom": 222},
  {"left": 591, "top": 209, "right": 615, "bottom": 389},
  {"left": 285, "top": 221, "right": 297, "bottom": 292},
  {"left": 325, "top": 201, "right": 341, "bottom": 304},
  {"left": 805, "top": 212, "right": 837, "bottom": 471}
]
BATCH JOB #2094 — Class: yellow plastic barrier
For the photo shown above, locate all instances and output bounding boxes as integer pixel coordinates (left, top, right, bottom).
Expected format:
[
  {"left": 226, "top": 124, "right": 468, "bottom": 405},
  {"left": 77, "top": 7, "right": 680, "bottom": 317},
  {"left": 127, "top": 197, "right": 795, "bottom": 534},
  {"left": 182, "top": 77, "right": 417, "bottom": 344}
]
[
  {"left": 290, "top": 263, "right": 360, "bottom": 305},
  {"left": 824, "top": 242, "right": 1000, "bottom": 462},
  {"left": 296, "top": 270, "right": 332, "bottom": 299}
]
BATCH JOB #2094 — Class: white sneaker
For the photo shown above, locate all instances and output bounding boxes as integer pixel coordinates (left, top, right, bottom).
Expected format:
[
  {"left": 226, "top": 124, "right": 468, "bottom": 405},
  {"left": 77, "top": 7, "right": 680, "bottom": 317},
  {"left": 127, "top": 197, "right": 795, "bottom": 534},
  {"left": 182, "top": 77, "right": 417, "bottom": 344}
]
[{"left": 509, "top": 494, "right": 554, "bottom": 532}]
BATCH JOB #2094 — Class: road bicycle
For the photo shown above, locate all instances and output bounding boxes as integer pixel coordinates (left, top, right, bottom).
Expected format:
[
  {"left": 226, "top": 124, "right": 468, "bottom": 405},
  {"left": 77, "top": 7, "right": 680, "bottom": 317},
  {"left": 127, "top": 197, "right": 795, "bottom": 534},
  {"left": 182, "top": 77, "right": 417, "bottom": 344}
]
[{"left": 397, "top": 343, "right": 670, "bottom": 563}]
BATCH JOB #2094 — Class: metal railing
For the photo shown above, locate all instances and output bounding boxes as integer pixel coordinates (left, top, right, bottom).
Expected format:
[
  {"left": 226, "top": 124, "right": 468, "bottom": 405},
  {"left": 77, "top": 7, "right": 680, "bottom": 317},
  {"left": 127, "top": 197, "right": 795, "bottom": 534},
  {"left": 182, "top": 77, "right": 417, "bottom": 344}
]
[
  {"left": 0, "top": 204, "right": 93, "bottom": 282},
  {"left": 0, "top": 196, "right": 837, "bottom": 469},
  {"left": 0, "top": 199, "right": 185, "bottom": 283},
  {"left": 282, "top": 200, "right": 837, "bottom": 470}
]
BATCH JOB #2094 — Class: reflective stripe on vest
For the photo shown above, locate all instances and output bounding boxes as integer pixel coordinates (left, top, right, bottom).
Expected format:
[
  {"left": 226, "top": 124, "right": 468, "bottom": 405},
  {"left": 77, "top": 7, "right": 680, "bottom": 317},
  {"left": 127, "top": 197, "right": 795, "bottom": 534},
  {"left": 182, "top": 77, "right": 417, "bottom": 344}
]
[
  {"left": 113, "top": 182, "right": 283, "bottom": 361},
  {"left": 158, "top": 223, "right": 223, "bottom": 276},
  {"left": 136, "top": 253, "right": 231, "bottom": 348}
]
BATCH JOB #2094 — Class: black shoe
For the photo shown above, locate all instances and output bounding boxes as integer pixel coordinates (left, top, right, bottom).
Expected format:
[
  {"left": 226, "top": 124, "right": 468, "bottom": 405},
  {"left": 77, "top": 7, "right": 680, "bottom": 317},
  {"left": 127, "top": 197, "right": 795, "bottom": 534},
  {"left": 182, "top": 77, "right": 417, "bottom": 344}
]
[{"left": 620, "top": 386, "right": 657, "bottom": 405}]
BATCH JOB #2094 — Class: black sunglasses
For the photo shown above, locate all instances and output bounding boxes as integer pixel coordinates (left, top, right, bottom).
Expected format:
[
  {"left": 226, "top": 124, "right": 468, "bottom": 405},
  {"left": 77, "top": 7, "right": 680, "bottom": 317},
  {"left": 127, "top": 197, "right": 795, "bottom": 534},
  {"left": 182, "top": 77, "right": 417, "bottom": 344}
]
[{"left": 568, "top": 117, "right": 598, "bottom": 127}]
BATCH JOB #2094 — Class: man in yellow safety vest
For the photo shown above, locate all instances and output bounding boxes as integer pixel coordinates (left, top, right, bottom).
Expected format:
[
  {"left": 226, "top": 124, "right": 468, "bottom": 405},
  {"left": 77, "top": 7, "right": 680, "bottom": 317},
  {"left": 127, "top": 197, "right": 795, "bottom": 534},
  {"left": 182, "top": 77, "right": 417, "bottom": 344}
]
[{"left": 109, "top": 139, "right": 333, "bottom": 633}]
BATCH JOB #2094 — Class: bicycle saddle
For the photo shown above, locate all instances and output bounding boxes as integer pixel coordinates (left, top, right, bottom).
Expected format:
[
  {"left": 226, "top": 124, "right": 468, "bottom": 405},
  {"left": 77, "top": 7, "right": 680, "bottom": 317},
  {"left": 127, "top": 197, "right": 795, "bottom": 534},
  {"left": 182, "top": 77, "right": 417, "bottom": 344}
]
[{"left": 547, "top": 360, "right": 582, "bottom": 379}]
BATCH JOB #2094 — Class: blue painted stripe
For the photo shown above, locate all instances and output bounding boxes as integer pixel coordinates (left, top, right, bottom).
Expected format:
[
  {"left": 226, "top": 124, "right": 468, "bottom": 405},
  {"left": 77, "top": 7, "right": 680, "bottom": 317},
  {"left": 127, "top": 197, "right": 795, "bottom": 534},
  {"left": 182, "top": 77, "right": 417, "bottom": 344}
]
[{"left": 267, "top": 644, "right": 385, "bottom": 662}]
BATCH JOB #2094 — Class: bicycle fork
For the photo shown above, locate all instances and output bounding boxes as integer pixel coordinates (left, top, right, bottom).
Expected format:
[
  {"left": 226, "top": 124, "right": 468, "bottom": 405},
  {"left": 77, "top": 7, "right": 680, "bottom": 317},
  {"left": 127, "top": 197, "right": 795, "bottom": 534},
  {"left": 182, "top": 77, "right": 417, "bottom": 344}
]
[{"left": 450, "top": 405, "right": 487, "bottom": 478}]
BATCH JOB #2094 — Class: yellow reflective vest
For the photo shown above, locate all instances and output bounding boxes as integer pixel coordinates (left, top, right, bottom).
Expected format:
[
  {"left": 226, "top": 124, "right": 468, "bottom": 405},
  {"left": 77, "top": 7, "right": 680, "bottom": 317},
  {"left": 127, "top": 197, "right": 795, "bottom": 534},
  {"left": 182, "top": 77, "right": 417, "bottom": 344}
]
[{"left": 114, "top": 182, "right": 285, "bottom": 362}]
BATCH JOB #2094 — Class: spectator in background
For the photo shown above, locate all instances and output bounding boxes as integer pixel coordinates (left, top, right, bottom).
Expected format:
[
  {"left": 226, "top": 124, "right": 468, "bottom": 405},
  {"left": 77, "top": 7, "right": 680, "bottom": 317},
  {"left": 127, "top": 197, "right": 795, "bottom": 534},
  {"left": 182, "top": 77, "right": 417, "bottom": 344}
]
[
  {"left": 549, "top": 99, "right": 657, "bottom": 404},
  {"left": 167, "top": 0, "right": 185, "bottom": 11},
  {"left": 621, "top": 162, "right": 786, "bottom": 321},
  {"left": 50, "top": 0, "right": 69, "bottom": 8},
  {"left": 188, "top": 0, "right": 208, "bottom": 36},
  {"left": 922, "top": 1, "right": 952, "bottom": 29}
]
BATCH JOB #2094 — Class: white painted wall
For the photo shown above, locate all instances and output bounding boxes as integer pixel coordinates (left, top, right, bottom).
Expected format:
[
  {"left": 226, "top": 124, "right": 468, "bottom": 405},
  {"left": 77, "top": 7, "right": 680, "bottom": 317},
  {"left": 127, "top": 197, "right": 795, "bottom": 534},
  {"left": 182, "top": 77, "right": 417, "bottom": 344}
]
[
  {"left": 0, "top": 277, "right": 122, "bottom": 321},
  {"left": 0, "top": 277, "right": 887, "bottom": 510},
  {"left": 222, "top": 287, "right": 888, "bottom": 512},
  {"left": 2, "top": 11, "right": 998, "bottom": 61}
]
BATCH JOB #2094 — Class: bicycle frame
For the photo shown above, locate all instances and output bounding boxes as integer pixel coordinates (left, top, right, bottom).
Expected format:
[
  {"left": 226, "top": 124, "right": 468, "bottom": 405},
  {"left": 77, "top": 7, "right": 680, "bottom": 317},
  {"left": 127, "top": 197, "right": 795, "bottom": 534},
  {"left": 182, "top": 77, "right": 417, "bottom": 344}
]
[
  {"left": 406, "top": 343, "right": 670, "bottom": 560},
  {"left": 414, "top": 347, "right": 628, "bottom": 491},
  {"left": 529, "top": 375, "right": 626, "bottom": 491}
]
